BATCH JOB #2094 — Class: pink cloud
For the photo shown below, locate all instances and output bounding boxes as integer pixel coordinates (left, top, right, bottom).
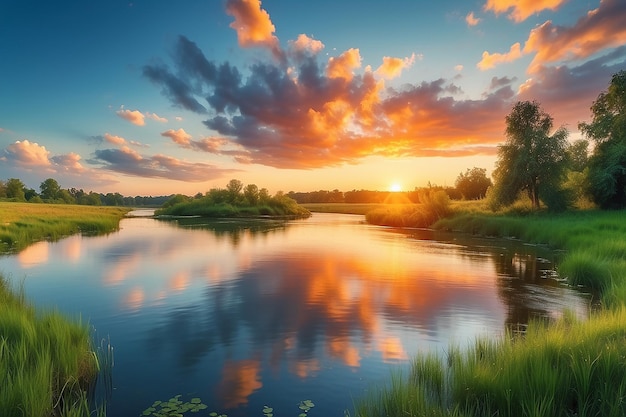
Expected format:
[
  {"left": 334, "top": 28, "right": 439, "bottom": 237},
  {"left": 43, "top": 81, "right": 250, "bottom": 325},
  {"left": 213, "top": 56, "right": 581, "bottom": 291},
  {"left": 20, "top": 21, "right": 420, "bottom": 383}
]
[
  {"left": 146, "top": 112, "right": 168, "bottom": 123},
  {"left": 161, "top": 128, "right": 192, "bottom": 147},
  {"left": 523, "top": 0, "right": 626, "bottom": 73},
  {"left": 116, "top": 109, "right": 146, "bottom": 126},
  {"left": 104, "top": 133, "right": 127, "bottom": 145},
  {"left": 3, "top": 140, "right": 51, "bottom": 167},
  {"left": 466, "top": 11, "right": 481, "bottom": 26},
  {"left": 288, "top": 34, "right": 324, "bottom": 55}
]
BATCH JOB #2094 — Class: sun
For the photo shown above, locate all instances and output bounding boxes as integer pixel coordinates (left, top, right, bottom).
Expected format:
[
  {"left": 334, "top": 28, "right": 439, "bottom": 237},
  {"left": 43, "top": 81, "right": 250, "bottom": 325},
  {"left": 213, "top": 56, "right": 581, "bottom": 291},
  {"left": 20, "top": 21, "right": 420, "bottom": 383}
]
[{"left": 389, "top": 183, "right": 402, "bottom": 192}]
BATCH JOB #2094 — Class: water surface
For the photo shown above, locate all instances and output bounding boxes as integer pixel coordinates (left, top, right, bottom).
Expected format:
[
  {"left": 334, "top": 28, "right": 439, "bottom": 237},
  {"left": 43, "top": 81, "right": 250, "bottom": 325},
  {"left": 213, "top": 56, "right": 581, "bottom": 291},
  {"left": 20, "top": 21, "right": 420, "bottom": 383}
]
[{"left": 0, "top": 212, "right": 592, "bottom": 416}]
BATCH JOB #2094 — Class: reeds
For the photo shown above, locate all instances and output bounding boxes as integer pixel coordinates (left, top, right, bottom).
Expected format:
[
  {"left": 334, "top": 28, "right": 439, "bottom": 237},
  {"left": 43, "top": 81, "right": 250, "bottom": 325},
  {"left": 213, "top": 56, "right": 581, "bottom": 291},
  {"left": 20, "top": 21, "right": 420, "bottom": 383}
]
[
  {"left": 354, "top": 308, "right": 626, "bottom": 417},
  {"left": 0, "top": 275, "right": 102, "bottom": 417}
]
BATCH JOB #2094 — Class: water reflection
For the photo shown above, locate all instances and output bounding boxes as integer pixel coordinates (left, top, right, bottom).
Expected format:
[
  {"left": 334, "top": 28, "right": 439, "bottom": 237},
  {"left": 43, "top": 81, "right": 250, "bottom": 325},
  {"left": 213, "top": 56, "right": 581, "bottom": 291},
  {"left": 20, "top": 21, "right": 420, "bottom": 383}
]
[{"left": 0, "top": 213, "right": 592, "bottom": 417}]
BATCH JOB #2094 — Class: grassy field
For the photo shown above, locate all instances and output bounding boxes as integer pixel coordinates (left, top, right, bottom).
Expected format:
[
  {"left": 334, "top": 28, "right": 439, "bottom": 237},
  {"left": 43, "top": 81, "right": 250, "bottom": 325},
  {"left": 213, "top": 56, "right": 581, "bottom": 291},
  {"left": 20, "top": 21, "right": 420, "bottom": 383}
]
[{"left": 0, "top": 202, "right": 130, "bottom": 254}]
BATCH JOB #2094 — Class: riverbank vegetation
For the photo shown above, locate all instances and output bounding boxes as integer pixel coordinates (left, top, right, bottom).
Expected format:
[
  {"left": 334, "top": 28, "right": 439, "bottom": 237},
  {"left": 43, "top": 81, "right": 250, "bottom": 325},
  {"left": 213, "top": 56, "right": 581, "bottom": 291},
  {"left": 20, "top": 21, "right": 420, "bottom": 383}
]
[
  {"left": 0, "top": 275, "right": 104, "bottom": 417},
  {"left": 0, "top": 203, "right": 130, "bottom": 254},
  {"left": 353, "top": 71, "right": 626, "bottom": 417},
  {"left": 155, "top": 179, "right": 311, "bottom": 218}
]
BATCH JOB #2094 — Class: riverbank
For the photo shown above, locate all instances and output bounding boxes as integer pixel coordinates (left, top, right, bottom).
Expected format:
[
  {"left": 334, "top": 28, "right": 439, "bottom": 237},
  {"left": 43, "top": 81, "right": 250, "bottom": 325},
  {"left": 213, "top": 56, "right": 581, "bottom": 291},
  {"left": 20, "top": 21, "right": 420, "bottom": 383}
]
[
  {"left": 0, "top": 275, "right": 105, "bottom": 417},
  {"left": 0, "top": 202, "right": 130, "bottom": 254},
  {"left": 353, "top": 207, "right": 626, "bottom": 417}
]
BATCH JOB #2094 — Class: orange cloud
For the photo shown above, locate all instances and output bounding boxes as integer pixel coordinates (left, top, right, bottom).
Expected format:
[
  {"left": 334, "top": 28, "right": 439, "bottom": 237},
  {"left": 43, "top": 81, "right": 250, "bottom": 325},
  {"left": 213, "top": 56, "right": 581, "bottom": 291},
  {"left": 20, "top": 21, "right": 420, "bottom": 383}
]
[
  {"left": 375, "top": 54, "right": 416, "bottom": 79},
  {"left": 484, "top": 0, "right": 568, "bottom": 22},
  {"left": 161, "top": 128, "right": 192, "bottom": 147},
  {"left": 327, "top": 48, "right": 362, "bottom": 80},
  {"left": 477, "top": 42, "right": 523, "bottom": 70},
  {"left": 4, "top": 140, "right": 51, "bottom": 167},
  {"left": 523, "top": 0, "right": 626, "bottom": 73},
  {"left": 218, "top": 359, "right": 263, "bottom": 408},
  {"left": 146, "top": 112, "right": 168, "bottom": 123},
  {"left": 116, "top": 108, "right": 145, "bottom": 126},
  {"left": 466, "top": 11, "right": 481, "bottom": 26},
  {"left": 51, "top": 152, "right": 85, "bottom": 173},
  {"left": 225, "top": 0, "right": 281, "bottom": 58}
]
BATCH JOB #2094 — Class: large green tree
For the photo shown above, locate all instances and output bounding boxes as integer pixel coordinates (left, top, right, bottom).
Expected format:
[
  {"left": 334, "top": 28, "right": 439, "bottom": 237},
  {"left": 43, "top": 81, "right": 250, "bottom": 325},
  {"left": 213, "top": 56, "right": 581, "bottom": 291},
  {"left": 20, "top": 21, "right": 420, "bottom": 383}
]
[
  {"left": 579, "top": 71, "right": 626, "bottom": 209},
  {"left": 5, "top": 178, "right": 26, "bottom": 201},
  {"left": 491, "top": 101, "right": 570, "bottom": 211}
]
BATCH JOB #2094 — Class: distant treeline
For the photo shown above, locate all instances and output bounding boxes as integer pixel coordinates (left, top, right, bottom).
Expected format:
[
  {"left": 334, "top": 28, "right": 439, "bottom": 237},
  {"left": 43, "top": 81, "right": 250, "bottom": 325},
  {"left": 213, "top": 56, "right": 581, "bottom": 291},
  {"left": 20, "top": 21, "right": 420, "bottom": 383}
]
[
  {"left": 0, "top": 177, "right": 171, "bottom": 207},
  {"left": 286, "top": 186, "right": 463, "bottom": 204}
]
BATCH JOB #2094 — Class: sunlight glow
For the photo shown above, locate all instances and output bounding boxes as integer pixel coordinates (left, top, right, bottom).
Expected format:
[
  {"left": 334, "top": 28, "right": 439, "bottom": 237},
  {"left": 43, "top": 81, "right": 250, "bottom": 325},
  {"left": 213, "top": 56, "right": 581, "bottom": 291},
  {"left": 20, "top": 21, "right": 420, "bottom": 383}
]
[{"left": 390, "top": 183, "right": 402, "bottom": 192}]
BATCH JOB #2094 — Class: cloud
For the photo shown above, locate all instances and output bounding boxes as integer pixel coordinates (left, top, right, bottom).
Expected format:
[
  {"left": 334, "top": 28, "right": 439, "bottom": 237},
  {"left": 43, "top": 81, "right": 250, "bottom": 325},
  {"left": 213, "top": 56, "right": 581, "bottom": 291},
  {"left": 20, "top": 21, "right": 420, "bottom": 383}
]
[
  {"left": 225, "top": 0, "right": 282, "bottom": 60},
  {"left": 517, "top": 47, "right": 625, "bottom": 126},
  {"left": 478, "top": 0, "right": 626, "bottom": 73},
  {"left": 104, "top": 133, "right": 127, "bottom": 146},
  {"left": 3, "top": 140, "right": 51, "bottom": 167},
  {"left": 375, "top": 54, "right": 416, "bottom": 79},
  {"left": 116, "top": 108, "right": 146, "bottom": 126},
  {"left": 483, "top": 0, "right": 568, "bottom": 23},
  {"left": 50, "top": 152, "right": 86, "bottom": 173},
  {"left": 454, "top": 65, "right": 464, "bottom": 72},
  {"left": 146, "top": 112, "right": 168, "bottom": 123},
  {"left": 92, "top": 146, "right": 239, "bottom": 181},
  {"left": 327, "top": 48, "right": 362, "bottom": 80},
  {"left": 477, "top": 42, "right": 523, "bottom": 70},
  {"left": 1, "top": 140, "right": 115, "bottom": 189},
  {"left": 288, "top": 34, "right": 324, "bottom": 55},
  {"left": 466, "top": 11, "right": 481, "bottom": 26},
  {"left": 523, "top": 0, "right": 626, "bottom": 73},
  {"left": 161, "top": 128, "right": 192, "bottom": 147},
  {"left": 143, "top": 35, "right": 522, "bottom": 169}
]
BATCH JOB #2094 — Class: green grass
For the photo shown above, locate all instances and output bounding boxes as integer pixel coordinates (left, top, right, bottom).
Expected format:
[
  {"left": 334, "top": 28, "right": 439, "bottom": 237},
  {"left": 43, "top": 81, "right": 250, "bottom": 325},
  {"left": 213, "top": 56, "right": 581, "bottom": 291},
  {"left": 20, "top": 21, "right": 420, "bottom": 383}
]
[
  {"left": 0, "top": 202, "right": 130, "bottom": 254},
  {"left": 354, "top": 308, "right": 626, "bottom": 417},
  {"left": 301, "top": 203, "right": 387, "bottom": 215},
  {"left": 155, "top": 197, "right": 311, "bottom": 218},
  {"left": 0, "top": 276, "right": 104, "bottom": 417}
]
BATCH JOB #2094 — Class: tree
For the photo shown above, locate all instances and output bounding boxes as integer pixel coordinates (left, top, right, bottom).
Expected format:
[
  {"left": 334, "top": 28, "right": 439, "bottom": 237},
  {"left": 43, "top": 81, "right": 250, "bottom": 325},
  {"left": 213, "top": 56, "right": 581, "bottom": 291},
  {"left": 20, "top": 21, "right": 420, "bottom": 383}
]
[
  {"left": 0, "top": 180, "right": 6, "bottom": 198},
  {"left": 455, "top": 167, "right": 492, "bottom": 200},
  {"left": 40, "top": 178, "right": 61, "bottom": 201},
  {"left": 5, "top": 178, "right": 26, "bottom": 201},
  {"left": 566, "top": 139, "right": 589, "bottom": 172},
  {"left": 579, "top": 71, "right": 626, "bottom": 208},
  {"left": 491, "top": 100, "right": 570, "bottom": 211},
  {"left": 244, "top": 184, "right": 259, "bottom": 205},
  {"left": 226, "top": 179, "right": 243, "bottom": 203}
]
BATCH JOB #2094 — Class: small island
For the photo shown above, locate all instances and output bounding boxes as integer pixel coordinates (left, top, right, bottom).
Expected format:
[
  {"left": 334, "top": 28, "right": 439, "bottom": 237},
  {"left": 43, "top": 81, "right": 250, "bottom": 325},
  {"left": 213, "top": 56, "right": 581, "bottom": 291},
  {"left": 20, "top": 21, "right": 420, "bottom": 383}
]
[{"left": 154, "top": 179, "right": 311, "bottom": 219}]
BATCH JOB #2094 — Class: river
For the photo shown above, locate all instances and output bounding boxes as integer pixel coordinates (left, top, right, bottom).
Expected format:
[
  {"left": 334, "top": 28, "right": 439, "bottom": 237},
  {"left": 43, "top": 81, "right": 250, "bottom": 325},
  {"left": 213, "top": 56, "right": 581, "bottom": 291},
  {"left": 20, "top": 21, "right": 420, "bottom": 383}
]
[{"left": 0, "top": 211, "right": 593, "bottom": 416}]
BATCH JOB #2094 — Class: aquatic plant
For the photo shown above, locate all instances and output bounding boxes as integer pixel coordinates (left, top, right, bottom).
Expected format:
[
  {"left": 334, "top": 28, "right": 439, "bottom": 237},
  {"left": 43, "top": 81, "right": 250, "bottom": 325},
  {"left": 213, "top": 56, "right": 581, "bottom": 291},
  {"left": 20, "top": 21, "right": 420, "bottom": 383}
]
[{"left": 141, "top": 397, "right": 315, "bottom": 417}]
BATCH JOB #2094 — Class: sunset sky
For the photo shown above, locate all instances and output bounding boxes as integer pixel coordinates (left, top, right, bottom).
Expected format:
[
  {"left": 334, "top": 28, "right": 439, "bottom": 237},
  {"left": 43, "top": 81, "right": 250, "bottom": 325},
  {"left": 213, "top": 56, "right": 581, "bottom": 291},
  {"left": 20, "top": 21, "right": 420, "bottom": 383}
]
[{"left": 1, "top": 0, "right": 625, "bottom": 196}]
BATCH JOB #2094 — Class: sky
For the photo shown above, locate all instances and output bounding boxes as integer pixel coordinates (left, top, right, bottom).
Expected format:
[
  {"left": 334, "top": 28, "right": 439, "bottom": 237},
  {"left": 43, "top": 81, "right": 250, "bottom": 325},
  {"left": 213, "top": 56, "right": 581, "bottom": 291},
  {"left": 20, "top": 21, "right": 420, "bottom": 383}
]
[{"left": 1, "top": 0, "right": 625, "bottom": 196}]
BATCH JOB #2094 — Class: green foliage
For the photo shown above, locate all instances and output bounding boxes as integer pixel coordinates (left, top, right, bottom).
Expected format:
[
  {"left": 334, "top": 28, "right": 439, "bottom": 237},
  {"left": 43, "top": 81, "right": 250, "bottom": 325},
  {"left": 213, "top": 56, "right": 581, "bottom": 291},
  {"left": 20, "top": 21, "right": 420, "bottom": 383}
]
[
  {"left": 355, "top": 309, "right": 626, "bottom": 417},
  {"left": 5, "top": 178, "right": 26, "bottom": 201},
  {"left": 454, "top": 167, "right": 491, "bottom": 200},
  {"left": 141, "top": 397, "right": 314, "bottom": 417},
  {"left": 492, "top": 101, "right": 570, "bottom": 211},
  {"left": 0, "top": 275, "right": 101, "bottom": 417},
  {"left": 579, "top": 71, "right": 626, "bottom": 208},
  {"left": 156, "top": 180, "right": 311, "bottom": 219},
  {"left": 40, "top": 177, "right": 61, "bottom": 201}
]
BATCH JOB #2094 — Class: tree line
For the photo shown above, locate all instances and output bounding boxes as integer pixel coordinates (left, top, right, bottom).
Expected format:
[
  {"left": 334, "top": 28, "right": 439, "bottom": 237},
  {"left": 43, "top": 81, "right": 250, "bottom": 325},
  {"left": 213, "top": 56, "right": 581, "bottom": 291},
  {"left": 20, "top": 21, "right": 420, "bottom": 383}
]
[{"left": 0, "top": 177, "right": 171, "bottom": 207}]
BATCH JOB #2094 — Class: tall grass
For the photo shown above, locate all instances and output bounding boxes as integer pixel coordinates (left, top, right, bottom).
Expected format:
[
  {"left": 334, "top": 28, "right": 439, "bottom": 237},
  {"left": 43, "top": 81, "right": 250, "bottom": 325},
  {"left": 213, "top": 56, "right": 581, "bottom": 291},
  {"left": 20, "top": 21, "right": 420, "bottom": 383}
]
[
  {"left": 365, "top": 190, "right": 452, "bottom": 228},
  {"left": 354, "top": 308, "right": 626, "bottom": 417},
  {"left": 0, "top": 276, "right": 104, "bottom": 417},
  {"left": 434, "top": 209, "right": 626, "bottom": 304},
  {"left": 0, "top": 202, "right": 130, "bottom": 254}
]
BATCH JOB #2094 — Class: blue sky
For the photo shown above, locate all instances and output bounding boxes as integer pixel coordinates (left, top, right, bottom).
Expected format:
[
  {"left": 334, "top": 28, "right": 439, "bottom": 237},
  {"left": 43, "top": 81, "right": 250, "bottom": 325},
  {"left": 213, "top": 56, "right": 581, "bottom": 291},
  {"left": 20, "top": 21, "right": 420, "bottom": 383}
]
[{"left": 1, "top": 0, "right": 625, "bottom": 196}]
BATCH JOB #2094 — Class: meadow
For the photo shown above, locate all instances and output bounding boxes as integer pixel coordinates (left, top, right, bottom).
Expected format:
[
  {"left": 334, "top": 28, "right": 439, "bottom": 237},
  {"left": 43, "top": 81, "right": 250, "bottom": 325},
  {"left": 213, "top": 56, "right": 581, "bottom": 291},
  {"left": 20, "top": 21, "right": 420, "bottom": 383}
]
[{"left": 0, "top": 202, "right": 130, "bottom": 254}]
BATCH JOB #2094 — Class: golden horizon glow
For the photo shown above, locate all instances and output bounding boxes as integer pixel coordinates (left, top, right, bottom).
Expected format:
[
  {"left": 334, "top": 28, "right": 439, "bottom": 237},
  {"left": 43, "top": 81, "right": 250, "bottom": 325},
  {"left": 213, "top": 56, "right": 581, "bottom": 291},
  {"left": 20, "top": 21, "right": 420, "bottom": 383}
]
[{"left": 389, "top": 183, "right": 402, "bottom": 192}]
